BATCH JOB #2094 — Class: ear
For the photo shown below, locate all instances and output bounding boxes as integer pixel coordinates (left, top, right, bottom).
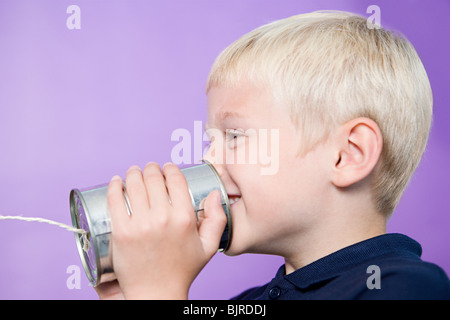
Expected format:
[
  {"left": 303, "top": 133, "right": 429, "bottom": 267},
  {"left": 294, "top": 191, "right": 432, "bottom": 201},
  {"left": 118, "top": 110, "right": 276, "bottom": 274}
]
[{"left": 331, "top": 118, "right": 383, "bottom": 188}]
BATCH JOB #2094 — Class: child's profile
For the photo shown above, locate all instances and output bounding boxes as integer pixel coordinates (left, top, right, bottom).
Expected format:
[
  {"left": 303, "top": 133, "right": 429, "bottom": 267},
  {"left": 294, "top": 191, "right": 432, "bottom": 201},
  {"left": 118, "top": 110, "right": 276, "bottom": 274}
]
[{"left": 95, "top": 10, "right": 450, "bottom": 300}]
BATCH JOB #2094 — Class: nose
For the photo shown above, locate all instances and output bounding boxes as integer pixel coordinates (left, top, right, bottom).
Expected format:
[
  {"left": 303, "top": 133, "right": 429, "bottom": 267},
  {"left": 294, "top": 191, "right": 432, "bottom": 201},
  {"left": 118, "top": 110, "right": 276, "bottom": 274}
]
[
  {"left": 203, "top": 148, "right": 225, "bottom": 177},
  {"left": 203, "top": 141, "right": 237, "bottom": 196}
]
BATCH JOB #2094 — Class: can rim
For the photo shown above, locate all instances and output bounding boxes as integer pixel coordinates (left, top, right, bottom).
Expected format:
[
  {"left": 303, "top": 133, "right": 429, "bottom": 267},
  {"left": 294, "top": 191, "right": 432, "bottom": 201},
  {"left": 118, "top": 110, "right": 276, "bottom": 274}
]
[
  {"left": 202, "top": 160, "right": 233, "bottom": 252},
  {"left": 70, "top": 188, "right": 100, "bottom": 286}
]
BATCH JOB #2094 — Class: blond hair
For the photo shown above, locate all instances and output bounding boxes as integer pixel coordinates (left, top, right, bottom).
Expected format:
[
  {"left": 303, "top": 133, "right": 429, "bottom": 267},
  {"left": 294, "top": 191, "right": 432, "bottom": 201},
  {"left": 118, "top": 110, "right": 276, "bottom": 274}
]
[{"left": 206, "top": 11, "right": 433, "bottom": 216}]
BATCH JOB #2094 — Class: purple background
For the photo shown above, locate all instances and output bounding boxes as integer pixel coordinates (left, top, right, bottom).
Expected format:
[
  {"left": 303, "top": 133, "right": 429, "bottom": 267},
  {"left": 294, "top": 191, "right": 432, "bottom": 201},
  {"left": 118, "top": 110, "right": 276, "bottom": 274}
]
[{"left": 0, "top": 0, "right": 449, "bottom": 299}]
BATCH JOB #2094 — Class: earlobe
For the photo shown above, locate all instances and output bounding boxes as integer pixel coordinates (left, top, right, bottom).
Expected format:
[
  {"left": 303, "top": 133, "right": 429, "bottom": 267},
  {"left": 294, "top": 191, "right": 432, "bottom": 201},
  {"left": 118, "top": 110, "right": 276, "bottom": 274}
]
[{"left": 332, "top": 118, "right": 383, "bottom": 188}]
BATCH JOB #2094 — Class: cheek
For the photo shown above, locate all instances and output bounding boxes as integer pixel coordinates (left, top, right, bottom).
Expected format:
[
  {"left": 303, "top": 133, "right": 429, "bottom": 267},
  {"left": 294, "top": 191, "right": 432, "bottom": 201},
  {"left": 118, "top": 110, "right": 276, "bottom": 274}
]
[{"left": 241, "top": 170, "right": 290, "bottom": 215}]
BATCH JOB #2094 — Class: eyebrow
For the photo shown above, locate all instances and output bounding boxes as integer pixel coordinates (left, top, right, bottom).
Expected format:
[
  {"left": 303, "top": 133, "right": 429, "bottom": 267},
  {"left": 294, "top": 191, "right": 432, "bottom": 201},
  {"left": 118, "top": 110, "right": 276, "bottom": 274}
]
[
  {"left": 217, "top": 111, "right": 246, "bottom": 122},
  {"left": 205, "top": 111, "right": 247, "bottom": 132}
]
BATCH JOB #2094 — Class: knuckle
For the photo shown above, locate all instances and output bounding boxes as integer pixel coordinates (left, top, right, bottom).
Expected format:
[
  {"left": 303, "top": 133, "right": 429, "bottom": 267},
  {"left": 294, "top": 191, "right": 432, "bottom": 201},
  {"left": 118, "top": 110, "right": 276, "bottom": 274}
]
[
  {"left": 113, "top": 226, "right": 131, "bottom": 244},
  {"left": 175, "top": 209, "right": 196, "bottom": 230},
  {"left": 166, "top": 170, "right": 186, "bottom": 186},
  {"left": 154, "top": 212, "right": 170, "bottom": 228},
  {"left": 144, "top": 171, "right": 162, "bottom": 182},
  {"left": 162, "top": 163, "right": 188, "bottom": 187},
  {"left": 136, "top": 221, "right": 153, "bottom": 237}
]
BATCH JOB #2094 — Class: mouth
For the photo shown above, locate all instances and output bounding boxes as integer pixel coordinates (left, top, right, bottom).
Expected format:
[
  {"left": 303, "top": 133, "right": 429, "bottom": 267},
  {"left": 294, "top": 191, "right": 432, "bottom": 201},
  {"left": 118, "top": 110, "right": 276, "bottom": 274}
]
[{"left": 228, "top": 195, "right": 241, "bottom": 206}]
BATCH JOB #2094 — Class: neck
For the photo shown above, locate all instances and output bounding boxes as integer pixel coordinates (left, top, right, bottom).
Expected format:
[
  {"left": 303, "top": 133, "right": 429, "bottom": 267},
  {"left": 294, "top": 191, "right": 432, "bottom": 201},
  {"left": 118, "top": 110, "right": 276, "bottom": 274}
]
[{"left": 283, "top": 208, "right": 387, "bottom": 275}]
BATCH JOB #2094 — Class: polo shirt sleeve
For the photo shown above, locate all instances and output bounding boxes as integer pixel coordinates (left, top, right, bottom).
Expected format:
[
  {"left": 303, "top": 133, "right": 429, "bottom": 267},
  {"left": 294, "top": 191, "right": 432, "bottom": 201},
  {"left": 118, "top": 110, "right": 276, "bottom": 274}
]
[{"left": 356, "top": 261, "right": 450, "bottom": 300}]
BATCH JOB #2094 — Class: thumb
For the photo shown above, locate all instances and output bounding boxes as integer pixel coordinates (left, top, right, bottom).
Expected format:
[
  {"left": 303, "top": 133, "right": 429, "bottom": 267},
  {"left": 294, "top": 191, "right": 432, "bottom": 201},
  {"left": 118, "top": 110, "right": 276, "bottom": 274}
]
[{"left": 198, "top": 190, "right": 228, "bottom": 256}]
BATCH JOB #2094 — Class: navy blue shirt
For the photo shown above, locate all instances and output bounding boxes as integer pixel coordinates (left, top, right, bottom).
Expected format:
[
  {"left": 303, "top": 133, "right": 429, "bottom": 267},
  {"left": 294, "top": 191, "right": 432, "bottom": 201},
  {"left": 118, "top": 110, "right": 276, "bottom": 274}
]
[{"left": 232, "top": 234, "right": 450, "bottom": 300}]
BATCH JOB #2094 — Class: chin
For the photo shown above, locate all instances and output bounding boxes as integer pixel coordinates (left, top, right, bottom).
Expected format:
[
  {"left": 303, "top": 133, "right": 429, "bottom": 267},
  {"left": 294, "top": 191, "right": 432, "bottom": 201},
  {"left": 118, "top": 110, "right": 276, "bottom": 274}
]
[
  {"left": 223, "top": 237, "right": 251, "bottom": 256},
  {"left": 222, "top": 235, "right": 262, "bottom": 257},
  {"left": 223, "top": 244, "right": 244, "bottom": 257}
]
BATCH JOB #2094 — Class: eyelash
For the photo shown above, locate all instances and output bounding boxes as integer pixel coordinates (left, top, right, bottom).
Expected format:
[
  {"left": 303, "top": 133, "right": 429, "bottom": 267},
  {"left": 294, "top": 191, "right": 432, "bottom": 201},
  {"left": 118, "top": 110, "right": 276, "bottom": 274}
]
[
  {"left": 203, "top": 129, "right": 245, "bottom": 150},
  {"left": 225, "top": 129, "right": 244, "bottom": 141}
]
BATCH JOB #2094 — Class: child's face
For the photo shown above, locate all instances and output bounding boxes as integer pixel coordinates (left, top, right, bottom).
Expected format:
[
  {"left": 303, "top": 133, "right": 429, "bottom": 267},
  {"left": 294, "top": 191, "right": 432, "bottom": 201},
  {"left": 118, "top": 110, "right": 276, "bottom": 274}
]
[{"left": 204, "top": 84, "right": 332, "bottom": 257}]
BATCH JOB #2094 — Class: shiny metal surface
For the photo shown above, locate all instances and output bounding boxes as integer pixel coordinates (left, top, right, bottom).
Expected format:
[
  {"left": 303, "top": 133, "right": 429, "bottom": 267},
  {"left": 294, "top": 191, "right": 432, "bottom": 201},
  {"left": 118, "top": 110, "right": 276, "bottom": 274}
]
[{"left": 70, "top": 161, "right": 232, "bottom": 286}]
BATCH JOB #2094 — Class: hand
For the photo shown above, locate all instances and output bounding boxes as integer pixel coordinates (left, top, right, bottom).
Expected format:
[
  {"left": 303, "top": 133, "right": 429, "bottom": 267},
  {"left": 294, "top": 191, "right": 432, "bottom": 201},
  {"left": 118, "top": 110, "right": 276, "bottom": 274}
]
[{"left": 105, "top": 162, "right": 227, "bottom": 300}]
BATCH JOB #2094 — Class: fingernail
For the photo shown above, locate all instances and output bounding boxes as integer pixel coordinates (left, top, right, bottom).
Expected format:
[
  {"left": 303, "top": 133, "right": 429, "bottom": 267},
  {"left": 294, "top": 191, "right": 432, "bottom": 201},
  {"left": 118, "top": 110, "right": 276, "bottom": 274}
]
[
  {"left": 111, "top": 175, "right": 122, "bottom": 182},
  {"left": 163, "top": 161, "right": 173, "bottom": 168},
  {"left": 145, "top": 161, "right": 158, "bottom": 167},
  {"left": 127, "top": 165, "right": 141, "bottom": 173}
]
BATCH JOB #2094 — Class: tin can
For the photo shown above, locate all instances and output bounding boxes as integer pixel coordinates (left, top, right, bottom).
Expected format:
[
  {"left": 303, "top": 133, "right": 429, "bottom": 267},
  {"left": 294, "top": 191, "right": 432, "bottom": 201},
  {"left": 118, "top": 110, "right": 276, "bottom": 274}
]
[{"left": 70, "top": 161, "right": 232, "bottom": 287}]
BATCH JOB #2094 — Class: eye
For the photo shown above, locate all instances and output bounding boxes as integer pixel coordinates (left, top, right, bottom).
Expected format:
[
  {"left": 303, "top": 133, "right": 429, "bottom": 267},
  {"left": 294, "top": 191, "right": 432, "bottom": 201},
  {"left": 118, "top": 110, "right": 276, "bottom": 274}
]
[
  {"left": 225, "top": 128, "right": 244, "bottom": 140},
  {"left": 226, "top": 129, "right": 239, "bottom": 139},
  {"left": 225, "top": 129, "right": 245, "bottom": 148}
]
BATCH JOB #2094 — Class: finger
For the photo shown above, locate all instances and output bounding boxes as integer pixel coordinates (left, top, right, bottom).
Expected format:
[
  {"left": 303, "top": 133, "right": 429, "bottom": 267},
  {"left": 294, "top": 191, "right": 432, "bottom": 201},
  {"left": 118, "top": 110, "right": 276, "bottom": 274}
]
[
  {"left": 198, "top": 190, "right": 227, "bottom": 255},
  {"left": 108, "top": 175, "right": 129, "bottom": 229},
  {"left": 125, "top": 165, "right": 149, "bottom": 217},
  {"left": 143, "top": 162, "right": 169, "bottom": 209},
  {"left": 94, "top": 280, "right": 124, "bottom": 300},
  {"left": 162, "top": 162, "right": 193, "bottom": 210}
]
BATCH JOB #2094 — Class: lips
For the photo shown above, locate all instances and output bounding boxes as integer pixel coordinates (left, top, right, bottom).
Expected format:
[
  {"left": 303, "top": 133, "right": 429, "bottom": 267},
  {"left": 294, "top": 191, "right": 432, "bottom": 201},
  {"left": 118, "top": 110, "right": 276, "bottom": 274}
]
[{"left": 228, "top": 195, "right": 241, "bottom": 205}]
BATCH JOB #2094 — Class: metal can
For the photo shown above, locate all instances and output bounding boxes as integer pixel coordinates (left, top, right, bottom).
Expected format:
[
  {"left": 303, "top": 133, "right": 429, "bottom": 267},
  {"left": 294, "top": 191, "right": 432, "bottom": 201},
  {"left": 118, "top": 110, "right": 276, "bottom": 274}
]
[{"left": 69, "top": 160, "right": 232, "bottom": 287}]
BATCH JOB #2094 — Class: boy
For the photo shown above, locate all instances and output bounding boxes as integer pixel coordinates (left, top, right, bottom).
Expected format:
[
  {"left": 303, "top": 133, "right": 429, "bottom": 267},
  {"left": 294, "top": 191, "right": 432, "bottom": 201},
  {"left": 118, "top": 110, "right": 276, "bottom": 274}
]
[{"left": 96, "top": 11, "right": 450, "bottom": 299}]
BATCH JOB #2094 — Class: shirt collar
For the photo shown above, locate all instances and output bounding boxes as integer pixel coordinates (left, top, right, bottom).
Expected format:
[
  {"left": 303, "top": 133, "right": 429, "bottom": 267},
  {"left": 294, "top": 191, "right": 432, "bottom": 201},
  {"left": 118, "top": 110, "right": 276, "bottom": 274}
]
[{"left": 280, "top": 233, "right": 422, "bottom": 290}]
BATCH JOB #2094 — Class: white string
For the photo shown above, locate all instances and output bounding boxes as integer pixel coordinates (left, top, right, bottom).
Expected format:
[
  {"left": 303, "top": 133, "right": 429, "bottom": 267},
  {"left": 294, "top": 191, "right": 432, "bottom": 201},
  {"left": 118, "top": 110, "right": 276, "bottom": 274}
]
[{"left": 0, "top": 215, "right": 87, "bottom": 235}]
